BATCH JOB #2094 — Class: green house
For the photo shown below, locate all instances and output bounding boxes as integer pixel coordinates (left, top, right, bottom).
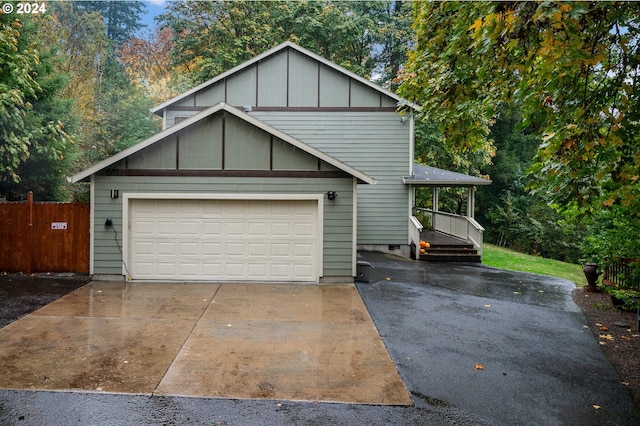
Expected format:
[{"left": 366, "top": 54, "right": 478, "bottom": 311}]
[{"left": 70, "top": 42, "right": 488, "bottom": 283}]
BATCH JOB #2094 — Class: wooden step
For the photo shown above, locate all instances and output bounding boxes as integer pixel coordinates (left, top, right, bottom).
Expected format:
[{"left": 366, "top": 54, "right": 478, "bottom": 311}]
[
  {"left": 418, "top": 245, "right": 481, "bottom": 263},
  {"left": 420, "top": 251, "right": 481, "bottom": 263}
]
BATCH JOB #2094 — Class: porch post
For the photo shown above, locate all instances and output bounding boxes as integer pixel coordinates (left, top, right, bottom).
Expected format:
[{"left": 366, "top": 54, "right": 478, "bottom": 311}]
[
  {"left": 467, "top": 187, "right": 474, "bottom": 219},
  {"left": 432, "top": 187, "right": 439, "bottom": 229}
]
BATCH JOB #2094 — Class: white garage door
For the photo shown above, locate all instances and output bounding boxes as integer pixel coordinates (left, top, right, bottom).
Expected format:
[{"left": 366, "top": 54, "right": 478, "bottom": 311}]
[{"left": 128, "top": 198, "right": 320, "bottom": 282}]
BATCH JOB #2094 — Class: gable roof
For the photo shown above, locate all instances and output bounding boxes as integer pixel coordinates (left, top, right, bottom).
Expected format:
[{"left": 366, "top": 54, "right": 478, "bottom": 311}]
[
  {"left": 403, "top": 163, "right": 491, "bottom": 187},
  {"left": 150, "top": 41, "right": 419, "bottom": 115},
  {"left": 68, "top": 102, "right": 376, "bottom": 184}
]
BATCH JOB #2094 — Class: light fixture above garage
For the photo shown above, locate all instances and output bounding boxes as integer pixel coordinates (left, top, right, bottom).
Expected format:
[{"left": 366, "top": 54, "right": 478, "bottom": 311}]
[{"left": 327, "top": 191, "right": 337, "bottom": 201}]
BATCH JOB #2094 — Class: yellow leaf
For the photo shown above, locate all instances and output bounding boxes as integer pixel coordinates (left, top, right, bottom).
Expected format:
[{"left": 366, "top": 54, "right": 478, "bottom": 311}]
[
  {"left": 475, "top": 363, "right": 484, "bottom": 370},
  {"left": 593, "top": 405, "right": 601, "bottom": 410},
  {"left": 599, "top": 334, "right": 614, "bottom": 341},
  {"left": 469, "top": 18, "right": 484, "bottom": 32}
]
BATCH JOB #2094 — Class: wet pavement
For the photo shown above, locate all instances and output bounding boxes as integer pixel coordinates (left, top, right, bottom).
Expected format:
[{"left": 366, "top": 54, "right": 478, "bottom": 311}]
[
  {"left": 0, "top": 282, "right": 409, "bottom": 405},
  {"left": 1, "top": 254, "right": 640, "bottom": 425}
]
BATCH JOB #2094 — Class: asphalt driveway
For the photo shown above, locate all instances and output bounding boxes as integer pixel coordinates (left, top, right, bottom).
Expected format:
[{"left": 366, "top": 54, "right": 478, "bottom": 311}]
[{"left": 1, "top": 253, "right": 639, "bottom": 425}]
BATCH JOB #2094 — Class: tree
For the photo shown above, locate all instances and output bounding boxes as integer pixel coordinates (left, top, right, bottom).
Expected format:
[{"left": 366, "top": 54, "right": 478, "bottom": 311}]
[
  {"left": 119, "top": 27, "right": 191, "bottom": 103},
  {"left": 76, "top": 0, "right": 147, "bottom": 46},
  {"left": 157, "top": 0, "right": 413, "bottom": 85},
  {"left": 0, "top": 12, "right": 75, "bottom": 200},
  {"left": 399, "top": 1, "right": 640, "bottom": 220}
]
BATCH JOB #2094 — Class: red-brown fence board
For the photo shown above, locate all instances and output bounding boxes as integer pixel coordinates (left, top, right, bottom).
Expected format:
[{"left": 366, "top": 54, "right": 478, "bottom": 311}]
[{"left": 0, "top": 199, "right": 89, "bottom": 273}]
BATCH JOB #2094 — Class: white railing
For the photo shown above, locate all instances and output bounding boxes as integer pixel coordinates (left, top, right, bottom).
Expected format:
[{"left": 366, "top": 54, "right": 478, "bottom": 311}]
[
  {"left": 409, "top": 216, "right": 424, "bottom": 259},
  {"left": 426, "top": 210, "right": 485, "bottom": 255}
]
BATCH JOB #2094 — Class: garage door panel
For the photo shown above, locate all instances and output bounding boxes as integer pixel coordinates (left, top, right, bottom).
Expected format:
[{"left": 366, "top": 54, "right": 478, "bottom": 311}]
[
  {"left": 202, "top": 222, "right": 223, "bottom": 237},
  {"left": 129, "top": 199, "right": 319, "bottom": 282},
  {"left": 225, "top": 242, "right": 245, "bottom": 257},
  {"left": 248, "top": 243, "right": 268, "bottom": 256},
  {"left": 294, "top": 223, "right": 315, "bottom": 237},
  {"left": 248, "top": 222, "right": 268, "bottom": 237},
  {"left": 248, "top": 263, "right": 267, "bottom": 277},
  {"left": 294, "top": 243, "right": 314, "bottom": 257},
  {"left": 226, "top": 222, "right": 245, "bottom": 236},
  {"left": 225, "top": 263, "right": 245, "bottom": 278},
  {"left": 272, "top": 223, "right": 291, "bottom": 237},
  {"left": 179, "top": 242, "right": 200, "bottom": 256},
  {"left": 180, "top": 221, "right": 201, "bottom": 236},
  {"left": 179, "top": 262, "right": 201, "bottom": 277},
  {"left": 133, "top": 241, "right": 154, "bottom": 256},
  {"left": 203, "top": 242, "right": 222, "bottom": 256},
  {"left": 157, "top": 241, "right": 177, "bottom": 256}
]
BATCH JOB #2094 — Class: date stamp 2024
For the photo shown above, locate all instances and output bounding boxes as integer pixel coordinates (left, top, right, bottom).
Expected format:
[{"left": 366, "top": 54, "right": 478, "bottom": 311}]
[{"left": 2, "top": 2, "right": 47, "bottom": 15}]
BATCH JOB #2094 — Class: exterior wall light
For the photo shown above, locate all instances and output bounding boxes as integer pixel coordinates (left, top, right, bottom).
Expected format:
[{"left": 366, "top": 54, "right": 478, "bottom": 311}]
[
  {"left": 327, "top": 191, "right": 337, "bottom": 201},
  {"left": 110, "top": 189, "right": 119, "bottom": 199}
]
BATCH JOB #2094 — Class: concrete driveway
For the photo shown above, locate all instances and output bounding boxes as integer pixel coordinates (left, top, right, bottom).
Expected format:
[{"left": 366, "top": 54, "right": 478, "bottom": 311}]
[
  {"left": 1, "top": 252, "right": 639, "bottom": 425},
  {"left": 0, "top": 281, "right": 409, "bottom": 405}
]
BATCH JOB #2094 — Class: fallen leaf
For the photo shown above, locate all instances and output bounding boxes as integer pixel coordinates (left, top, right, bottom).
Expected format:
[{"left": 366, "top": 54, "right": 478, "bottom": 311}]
[
  {"left": 475, "top": 363, "right": 484, "bottom": 370},
  {"left": 583, "top": 325, "right": 590, "bottom": 329},
  {"left": 596, "top": 323, "right": 603, "bottom": 327},
  {"left": 513, "top": 291, "right": 521, "bottom": 295},
  {"left": 621, "top": 335, "right": 631, "bottom": 341},
  {"left": 483, "top": 304, "right": 491, "bottom": 308},
  {"left": 593, "top": 405, "right": 601, "bottom": 410},
  {"left": 599, "top": 342, "right": 606, "bottom": 345},
  {"left": 385, "top": 277, "right": 391, "bottom": 281},
  {"left": 622, "top": 381, "right": 630, "bottom": 386},
  {"left": 599, "top": 325, "right": 609, "bottom": 331},
  {"left": 599, "top": 334, "right": 614, "bottom": 341}
]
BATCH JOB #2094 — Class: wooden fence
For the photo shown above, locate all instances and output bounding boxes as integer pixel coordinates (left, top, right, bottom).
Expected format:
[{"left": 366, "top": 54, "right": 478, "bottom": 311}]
[{"left": 0, "top": 193, "right": 89, "bottom": 273}]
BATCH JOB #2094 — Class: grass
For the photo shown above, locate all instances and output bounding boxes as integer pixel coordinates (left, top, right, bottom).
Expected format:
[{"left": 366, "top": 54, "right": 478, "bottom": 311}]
[{"left": 482, "top": 243, "right": 587, "bottom": 288}]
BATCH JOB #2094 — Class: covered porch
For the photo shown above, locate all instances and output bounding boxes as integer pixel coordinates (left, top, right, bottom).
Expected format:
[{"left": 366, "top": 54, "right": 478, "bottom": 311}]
[{"left": 404, "top": 164, "right": 491, "bottom": 261}]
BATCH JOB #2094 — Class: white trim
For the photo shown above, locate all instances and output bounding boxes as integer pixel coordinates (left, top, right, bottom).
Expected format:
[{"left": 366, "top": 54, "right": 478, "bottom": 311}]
[
  {"left": 69, "top": 102, "right": 375, "bottom": 186},
  {"left": 409, "top": 115, "right": 415, "bottom": 176},
  {"left": 89, "top": 175, "right": 95, "bottom": 275},
  {"left": 352, "top": 177, "right": 358, "bottom": 277},
  {"left": 150, "top": 41, "right": 420, "bottom": 115},
  {"left": 122, "top": 193, "right": 325, "bottom": 282}
]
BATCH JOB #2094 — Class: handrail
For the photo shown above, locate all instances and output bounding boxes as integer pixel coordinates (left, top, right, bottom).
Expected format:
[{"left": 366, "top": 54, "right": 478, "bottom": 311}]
[
  {"left": 409, "top": 215, "right": 424, "bottom": 260},
  {"left": 420, "top": 209, "right": 485, "bottom": 255}
]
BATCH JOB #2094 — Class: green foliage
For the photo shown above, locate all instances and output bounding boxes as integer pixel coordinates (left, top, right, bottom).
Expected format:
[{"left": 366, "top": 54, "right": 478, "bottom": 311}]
[
  {"left": 582, "top": 206, "right": 640, "bottom": 266},
  {"left": 0, "top": 13, "right": 75, "bottom": 200},
  {"left": 400, "top": 1, "right": 640, "bottom": 221},
  {"left": 157, "top": 0, "right": 412, "bottom": 85}
]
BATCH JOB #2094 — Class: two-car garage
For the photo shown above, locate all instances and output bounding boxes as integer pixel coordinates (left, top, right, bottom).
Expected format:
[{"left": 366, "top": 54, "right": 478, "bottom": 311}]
[{"left": 124, "top": 195, "right": 323, "bottom": 282}]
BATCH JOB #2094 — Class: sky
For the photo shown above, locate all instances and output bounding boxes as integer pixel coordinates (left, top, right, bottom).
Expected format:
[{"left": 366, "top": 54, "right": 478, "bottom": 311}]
[{"left": 140, "top": 0, "right": 169, "bottom": 33}]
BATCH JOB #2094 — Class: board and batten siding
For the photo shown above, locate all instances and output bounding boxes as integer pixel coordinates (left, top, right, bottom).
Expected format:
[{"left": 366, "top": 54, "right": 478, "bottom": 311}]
[
  {"left": 92, "top": 176, "right": 354, "bottom": 278},
  {"left": 155, "top": 45, "right": 411, "bottom": 246},
  {"left": 252, "top": 111, "right": 410, "bottom": 245}
]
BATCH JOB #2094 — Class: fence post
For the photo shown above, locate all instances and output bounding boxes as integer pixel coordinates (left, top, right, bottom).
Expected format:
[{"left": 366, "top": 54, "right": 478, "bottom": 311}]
[{"left": 27, "top": 191, "right": 33, "bottom": 274}]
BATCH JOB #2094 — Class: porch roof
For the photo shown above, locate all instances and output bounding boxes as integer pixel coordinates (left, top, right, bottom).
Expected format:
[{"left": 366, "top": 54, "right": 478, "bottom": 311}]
[{"left": 403, "top": 163, "right": 491, "bottom": 187}]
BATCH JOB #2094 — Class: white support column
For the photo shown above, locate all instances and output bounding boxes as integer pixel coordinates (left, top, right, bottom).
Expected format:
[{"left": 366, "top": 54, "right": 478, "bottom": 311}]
[
  {"left": 432, "top": 187, "right": 439, "bottom": 229},
  {"left": 467, "top": 187, "right": 475, "bottom": 219}
]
